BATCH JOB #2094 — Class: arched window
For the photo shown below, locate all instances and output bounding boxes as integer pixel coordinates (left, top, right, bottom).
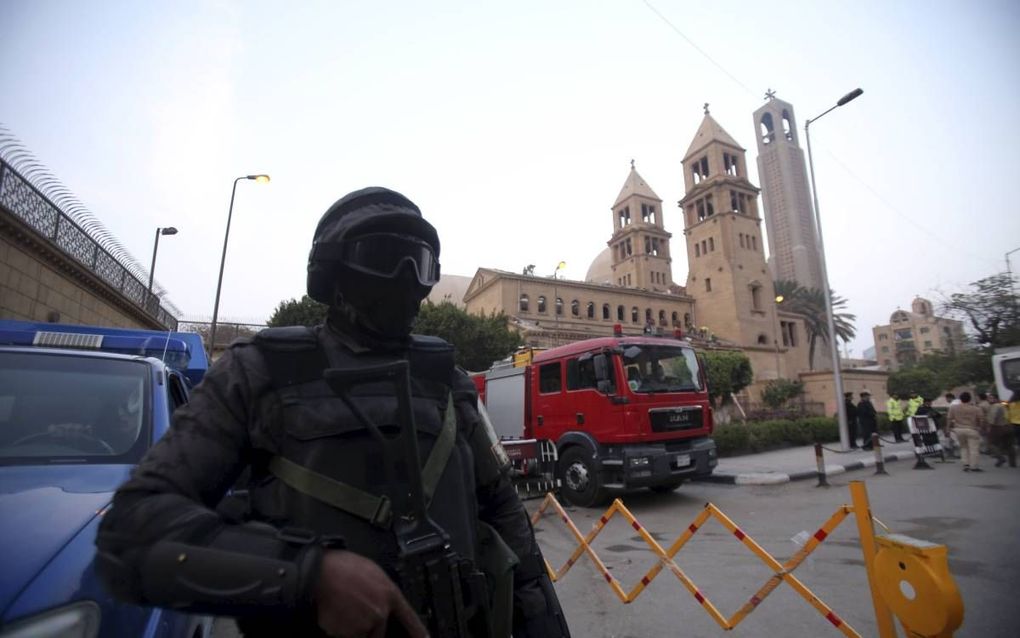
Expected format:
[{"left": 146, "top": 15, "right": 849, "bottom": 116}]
[
  {"left": 519, "top": 294, "right": 529, "bottom": 312},
  {"left": 587, "top": 302, "right": 595, "bottom": 319},
  {"left": 556, "top": 298, "right": 564, "bottom": 316},
  {"left": 645, "top": 308, "right": 653, "bottom": 324},
  {"left": 757, "top": 333, "right": 769, "bottom": 345},
  {"left": 631, "top": 307, "right": 639, "bottom": 323},
  {"left": 537, "top": 296, "right": 547, "bottom": 313},
  {"left": 603, "top": 303, "right": 611, "bottom": 320},
  {"left": 760, "top": 113, "right": 775, "bottom": 144},
  {"left": 570, "top": 299, "right": 579, "bottom": 316},
  {"left": 658, "top": 310, "right": 667, "bottom": 326},
  {"left": 617, "top": 305, "right": 625, "bottom": 321},
  {"left": 684, "top": 313, "right": 692, "bottom": 328},
  {"left": 781, "top": 109, "right": 794, "bottom": 142},
  {"left": 751, "top": 284, "right": 762, "bottom": 311},
  {"left": 672, "top": 311, "right": 679, "bottom": 326}
]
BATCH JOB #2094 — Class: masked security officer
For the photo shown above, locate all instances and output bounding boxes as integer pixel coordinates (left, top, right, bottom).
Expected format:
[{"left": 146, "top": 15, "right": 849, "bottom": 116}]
[{"left": 96, "top": 187, "right": 571, "bottom": 638}]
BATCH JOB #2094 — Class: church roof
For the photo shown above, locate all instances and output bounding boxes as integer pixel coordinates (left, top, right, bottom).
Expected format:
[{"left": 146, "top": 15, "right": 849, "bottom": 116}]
[
  {"left": 683, "top": 113, "right": 743, "bottom": 160},
  {"left": 613, "top": 163, "right": 661, "bottom": 207}
]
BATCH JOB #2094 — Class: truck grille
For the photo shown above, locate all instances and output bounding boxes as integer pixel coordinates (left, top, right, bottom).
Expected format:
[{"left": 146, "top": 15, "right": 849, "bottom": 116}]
[{"left": 649, "top": 406, "right": 703, "bottom": 432}]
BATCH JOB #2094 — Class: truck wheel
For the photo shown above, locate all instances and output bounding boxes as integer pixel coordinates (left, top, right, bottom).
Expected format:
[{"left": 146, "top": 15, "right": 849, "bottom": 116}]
[
  {"left": 649, "top": 481, "right": 684, "bottom": 494},
  {"left": 558, "top": 447, "right": 607, "bottom": 507}
]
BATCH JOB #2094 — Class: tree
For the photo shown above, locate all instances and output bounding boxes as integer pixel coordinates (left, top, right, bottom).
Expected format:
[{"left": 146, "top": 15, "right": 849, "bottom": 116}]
[
  {"left": 413, "top": 300, "right": 523, "bottom": 371},
  {"left": 939, "top": 272, "right": 1020, "bottom": 349},
  {"left": 701, "top": 350, "right": 753, "bottom": 405},
  {"left": 760, "top": 378, "right": 805, "bottom": 408},
  {"left": 904, "top": 349, "right": 992, "bottom": 394},
  {"left": 268, "top": 295, "right": 328, "bottom": 327},
  {"left": 887, "top": 367, "right": 941, "bottom": 401},
  {"left": 774, "top": 280, "right": 857, "bottom": 370}
]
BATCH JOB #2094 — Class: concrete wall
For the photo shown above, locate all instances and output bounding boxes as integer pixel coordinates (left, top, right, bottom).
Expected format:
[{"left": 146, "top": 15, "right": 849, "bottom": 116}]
[
  {"left": 1, "top": 223, "right": 161, "bottom": 329},
  {"left": 799, "top": 369, "right": 890, "bottom": 417}
]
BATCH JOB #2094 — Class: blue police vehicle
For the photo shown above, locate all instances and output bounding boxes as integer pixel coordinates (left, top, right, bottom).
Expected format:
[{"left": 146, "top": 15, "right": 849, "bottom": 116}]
[{"left": 0, "top": 320, "right": 212, "bottom": 638}]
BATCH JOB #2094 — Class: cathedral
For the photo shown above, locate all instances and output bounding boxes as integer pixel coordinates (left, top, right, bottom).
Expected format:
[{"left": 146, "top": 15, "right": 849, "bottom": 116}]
[
  {"left": 455, "top": 102, "right": 887, "bottom": 406},
  {"left": 460, "top": 106, "right": 814, "bottom": 393}
]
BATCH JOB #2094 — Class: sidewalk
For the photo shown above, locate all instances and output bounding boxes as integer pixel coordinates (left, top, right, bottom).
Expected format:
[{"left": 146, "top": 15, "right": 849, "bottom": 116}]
[{"left": 697, "top": 439, "right": 922, "bottom": 485}]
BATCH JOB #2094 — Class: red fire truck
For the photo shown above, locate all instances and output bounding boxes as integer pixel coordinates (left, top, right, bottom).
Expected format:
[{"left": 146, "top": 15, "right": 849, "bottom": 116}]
[{"left": 473, "top": 327, "right": 717, "bottom": 506}]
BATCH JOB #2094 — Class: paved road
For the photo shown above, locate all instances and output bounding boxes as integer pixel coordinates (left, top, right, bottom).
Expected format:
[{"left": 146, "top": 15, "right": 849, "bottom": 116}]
[{"left": 213, "top": 459, "right": 1019, "bottom": 637}]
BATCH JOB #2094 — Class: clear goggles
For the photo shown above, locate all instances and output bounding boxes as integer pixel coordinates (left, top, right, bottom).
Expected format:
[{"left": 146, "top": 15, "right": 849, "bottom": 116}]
[{"left": 316, "top": 233, "right": 440, "bottom": 286}]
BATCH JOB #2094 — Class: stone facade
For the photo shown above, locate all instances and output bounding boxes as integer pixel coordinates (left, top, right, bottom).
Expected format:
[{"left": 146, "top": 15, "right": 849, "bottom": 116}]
[
  {"left": 752, "top": 95, "right": 824, "bottom": 291},
  {"left": 872, "top": 296, "right": 966, "bottom": 370},
  {"left": 1, "top": 211, "right": 163, "bottom": 329}
]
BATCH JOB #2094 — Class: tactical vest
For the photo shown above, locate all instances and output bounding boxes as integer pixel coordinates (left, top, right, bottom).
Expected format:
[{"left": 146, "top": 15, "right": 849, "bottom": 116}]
[{"left": 246, "top": 326, "right": 481, "bottom": 576}]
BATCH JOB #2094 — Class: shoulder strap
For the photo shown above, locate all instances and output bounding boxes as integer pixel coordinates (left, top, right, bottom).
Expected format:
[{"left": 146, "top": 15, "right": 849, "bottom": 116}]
[{"left": 268, "top": 393, "right": 458, "bottom": 529}]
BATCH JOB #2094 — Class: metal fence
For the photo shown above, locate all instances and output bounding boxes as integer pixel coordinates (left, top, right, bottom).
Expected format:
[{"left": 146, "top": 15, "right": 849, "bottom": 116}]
[{"left": 0, "top": 153, "right": 179, "bottom": 330}]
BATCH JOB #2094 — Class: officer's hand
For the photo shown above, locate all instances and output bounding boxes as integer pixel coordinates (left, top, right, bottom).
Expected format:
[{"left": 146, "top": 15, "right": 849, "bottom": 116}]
[{"left": 314, "top": 550, "right": 427, "bottom": 638}]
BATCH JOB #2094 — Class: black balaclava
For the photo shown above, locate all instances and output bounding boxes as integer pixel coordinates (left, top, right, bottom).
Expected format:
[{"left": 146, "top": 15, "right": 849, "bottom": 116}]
[{"left": 307, "top": 187, "right": 440, "bottom": 343}]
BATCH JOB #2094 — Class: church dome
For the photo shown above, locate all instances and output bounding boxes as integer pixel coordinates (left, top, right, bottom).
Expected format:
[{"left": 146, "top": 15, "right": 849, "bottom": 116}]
[{"left": 585, "top": 247, "right": 613, "bottom": 285}]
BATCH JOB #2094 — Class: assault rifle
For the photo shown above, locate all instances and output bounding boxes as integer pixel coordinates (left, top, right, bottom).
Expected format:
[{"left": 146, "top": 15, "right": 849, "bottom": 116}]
[{"left": 324, "top": 361, "right": 492, "bottom": 638}]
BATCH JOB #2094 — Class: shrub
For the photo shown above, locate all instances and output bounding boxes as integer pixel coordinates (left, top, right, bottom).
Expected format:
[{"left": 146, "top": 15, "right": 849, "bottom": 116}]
[
  {"left": 761, "top": 379, "right": 805, "bottom": 408},
  {"left": 712, "top": 416, "right": 839, "bottom": 457}
]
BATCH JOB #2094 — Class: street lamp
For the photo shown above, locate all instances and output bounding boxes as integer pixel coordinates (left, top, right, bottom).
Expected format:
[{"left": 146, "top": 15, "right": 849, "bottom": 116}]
[
  {"left": 805, "top": 87, "right": 863, "bottom": 451},
  {"left": 209, "top": 174, "right": 270, "bottom": 355},
  {"left": 1007, "top": 247, "right": 1020, "bottom": 316},
  {"left": 773, "top": 294, "right": 784, "bottom": 378},
  {"left": 147, "top": 227, "right": 178, "bottom": 293}
]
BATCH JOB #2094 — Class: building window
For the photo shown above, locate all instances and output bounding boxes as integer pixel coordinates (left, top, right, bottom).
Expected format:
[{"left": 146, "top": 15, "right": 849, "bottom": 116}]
[
  {"left": 924, "top": 340, "right": 933, "bottom": 348},
  {"left": 708, "top": 237, "right": 715, "bottom": 252},
  {"left": 537, "top": 296, "right": 546, "bottom": 313},
  {"left": 878, "top": 333, "right": 888, "bottom": 341},
  {"left": 519, "top": 294, "right": 529, "bottom": 312},
  {"left": 692, "top": 155, "right": 709, "bottom": 184},
  {"left": 894, "top": 328, "right": 913, "bottom": 341},
  {"left": 919, "top": 326, "right": 930, "bottom": 334},
  {"left": 757, "top": 334, "right": 768, "bottom": 345},
  {"left": 701, "top": 239, "right": 707, "bottom": 255},
  {"left": 645, "top": 308, "right": 653, "bottom": 325},
  {"left": 556, "top": 297, "right": 563, "bottom": 315},
  {"left": 881, "top": 346, "right": 889, "bottom": 353},
  {"left": 706, "top": 194, "right": 714, "bottom": 216},
  {"left": 695, "top": 243, "right": 701, "bottom": 257},
  {"left": 617, "top": 305, "right": 625, "bottom": 321},
  {"left": 705, "top": 278, "right": 712, "bottom": 292},
  {"left": 603, "top": 303, "right": 610, "bottom": 320},
  {"left": 751, "top": 285, "right": 762, "bottom": 311},
  {"left": 586, "top": 301, "right": 595, "bottom": 319},
  {"left": 650, "top": 238, "right": 660, "bottom": 256},
  {"left": 658, "top": 310, "right": 667, "bottom": 326},
  {"left": 739, "top": 233, "right": 745, "bottom": 248},
  {"left": 641, "top": 203, "right": 656, "bottom": 224},
  {"left": 760, "top": 112, "right": 775, "bottom": 145},
  {"left": 724, "top": 153, "right": 739, "bottom": 176},
  {"left": 625, "top": 238, "right": 633, "bottom": 256},
  {"left": 751, "top": 236, "right": 757, "bottom": 251},
  {"left": 684, "top": 313, "right": 692, "bottom": 328},
  {"left": 571, "top": 299, "right": 579, "bottom": 316},
  {"left": 672, "top": 311, "right": 679, "bottom": 326},
  {"left": 781, "top": 109, "right": 794, "bottom": 141},
  {"left": 631, "top": 307, "right": 639, "bottom": 323},
  {"left": 618, "top": 206, "right": 631, "bottom": 227}
]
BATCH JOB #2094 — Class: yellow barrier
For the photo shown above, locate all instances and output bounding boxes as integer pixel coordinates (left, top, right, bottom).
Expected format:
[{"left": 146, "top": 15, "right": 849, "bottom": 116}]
[{"left": 531, "top": 480, "right": 963, "bottom": 637}]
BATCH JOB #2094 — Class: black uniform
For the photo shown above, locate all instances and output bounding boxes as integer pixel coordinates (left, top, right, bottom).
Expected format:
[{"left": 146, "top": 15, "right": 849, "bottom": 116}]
[
  {"left": 858, "top": 397, "right": 878, "bottom": 450},
  {"left": 95, "top": 187, "right": 570, "bottom": 637},
  {"left": 843, "top": 396, "right": 859, "bottom": 448}
]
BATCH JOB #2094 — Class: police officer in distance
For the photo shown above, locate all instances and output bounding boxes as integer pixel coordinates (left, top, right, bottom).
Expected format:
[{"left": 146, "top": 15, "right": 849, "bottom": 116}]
[{"left": 95, "top": 187, "right": 571, "bottom": 637}]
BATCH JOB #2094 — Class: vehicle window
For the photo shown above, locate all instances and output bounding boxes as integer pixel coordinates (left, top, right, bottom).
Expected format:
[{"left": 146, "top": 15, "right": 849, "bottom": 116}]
[
  {"left": 0, "top": 352, "right": 151, "bottom": 464},
  {"left": 621, "top": 345, "right": 702, "bottom": 393},
  {"left": 566, "top": 357, "right": 597, "bottom": 391},
  {"left": 167, "top": 373, "right": 189, "bottom": 413},
  {"left": 539, "top": 362, "right": 562, "bottom": 394}
]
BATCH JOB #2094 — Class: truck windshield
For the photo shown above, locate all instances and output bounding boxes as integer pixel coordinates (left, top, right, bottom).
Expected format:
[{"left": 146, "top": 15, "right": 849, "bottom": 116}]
[
  {"left": 0, "top": 352, "right": 151, "bottom": 464},
  {"left": 621, "top": 344, "right": 703, "bottom": 393}
]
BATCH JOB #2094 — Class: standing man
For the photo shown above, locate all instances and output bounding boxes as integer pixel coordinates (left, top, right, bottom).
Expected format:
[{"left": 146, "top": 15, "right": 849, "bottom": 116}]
[
  {"left": 95, "top": 187, "right": 571, "bottom": 637},
  {"left": 886, "top": 394, "right": 906, "bottom": 443},
  {"left": 948, "top": 391, "right": 986, "bottom": 472},
  {"left": 987, "top": 392, "right": 1015, "bottom": 468},
  {"left": 843, "top": 392, "right": 859, "bottom": 449},
  {"left": 858, "top": 392, "right": 878, "bottom": 451}
]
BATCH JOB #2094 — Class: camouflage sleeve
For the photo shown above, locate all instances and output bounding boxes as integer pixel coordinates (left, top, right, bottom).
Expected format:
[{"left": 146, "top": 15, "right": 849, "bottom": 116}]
[
  {"left": 451, "top": 370, "right": 571, "bottom": 637},
  {"left": 95, "top": 345, "right": 322, "bottom": 615}
]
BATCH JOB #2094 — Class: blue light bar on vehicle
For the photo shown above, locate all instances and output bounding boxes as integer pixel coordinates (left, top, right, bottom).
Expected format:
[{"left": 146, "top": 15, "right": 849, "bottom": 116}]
[{"left": 0, "top": 328, "right": 191, "bottom": 370}]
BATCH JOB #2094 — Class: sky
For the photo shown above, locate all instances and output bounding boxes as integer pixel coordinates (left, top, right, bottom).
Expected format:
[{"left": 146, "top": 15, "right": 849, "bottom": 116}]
[{"left": 2, "top": 0, "right": 1019, "bottom": 357}]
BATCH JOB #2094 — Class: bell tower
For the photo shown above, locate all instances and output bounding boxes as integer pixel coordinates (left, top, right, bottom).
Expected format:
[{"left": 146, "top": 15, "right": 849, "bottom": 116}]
[
  {"left": 680, "top": 105, "right": 779, "bottom": 349},
  {"left": 608, "top": 161, "right": 674, "bottom": 292}
]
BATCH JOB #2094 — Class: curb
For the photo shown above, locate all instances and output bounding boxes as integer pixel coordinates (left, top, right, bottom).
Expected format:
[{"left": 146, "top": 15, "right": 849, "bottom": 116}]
[{"left": 696, "top": 450, "right": 919, "bottom": 486}]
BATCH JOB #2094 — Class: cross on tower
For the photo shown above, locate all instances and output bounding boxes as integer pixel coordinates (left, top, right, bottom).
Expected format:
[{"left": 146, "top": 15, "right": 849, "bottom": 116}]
[
  {"left": 703, "top": 102, "right": 710, "bottom": 115},
  {"left": 764, "top": 88, "right": 776, "bottom": 101}
]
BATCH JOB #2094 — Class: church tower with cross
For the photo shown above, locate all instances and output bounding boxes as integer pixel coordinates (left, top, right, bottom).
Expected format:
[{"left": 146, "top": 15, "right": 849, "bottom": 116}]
[
  {"left": 607, "top": 160, "right": 675, "bottom": 294},
  {"left": 680, "top": 105, "right": 781, "bottom": 354},
  {"left": 752, "top": 91, "right": 824, "bottom": 291}
]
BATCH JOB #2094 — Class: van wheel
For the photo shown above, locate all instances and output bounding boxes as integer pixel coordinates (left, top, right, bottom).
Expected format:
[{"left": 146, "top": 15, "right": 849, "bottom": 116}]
[
  {"left": 558, "top": 447, "right": 607, "bottom": 507},
  {"left": 649, "top": 481, "right": 684, "bottom": 494}
]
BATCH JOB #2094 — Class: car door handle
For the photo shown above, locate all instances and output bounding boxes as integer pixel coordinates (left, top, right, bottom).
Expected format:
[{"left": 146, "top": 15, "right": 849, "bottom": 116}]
[{"left": 576, "top": 412, "right": 585, "bottom": 425}]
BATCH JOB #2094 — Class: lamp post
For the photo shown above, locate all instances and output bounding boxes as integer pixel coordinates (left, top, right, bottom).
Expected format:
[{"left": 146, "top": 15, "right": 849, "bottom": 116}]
[
  {"left": 147, "top": 227, "right": 178, "bottom": 293},
  {"left": 805, "top": 87, "right": 863, "bottom": 451},
  {"left": 1007, "top": 247, "right": 1020, "bottom": 317},
  {"left": 773, "top": 294, "right": 784, "bottom": 378},
  {"left": 209, "top": 174, "right": 270, "bottom": 355}
]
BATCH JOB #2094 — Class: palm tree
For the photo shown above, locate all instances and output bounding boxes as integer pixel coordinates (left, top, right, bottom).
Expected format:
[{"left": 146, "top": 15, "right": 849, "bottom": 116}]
[{"left": 774, "top": 280, "right": 857, "bottom": 370}]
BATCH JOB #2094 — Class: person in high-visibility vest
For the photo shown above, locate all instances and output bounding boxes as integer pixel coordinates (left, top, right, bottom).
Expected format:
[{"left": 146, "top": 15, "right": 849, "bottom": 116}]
[
  {"left": 1009, "top": 390, "right": 1020, "bottom": 451},
  {"left": 887, "top": 394, "right": 906, "bottom": 442},
  {"left": 904, "top": 394, "right": 923, "bottom": 444}
]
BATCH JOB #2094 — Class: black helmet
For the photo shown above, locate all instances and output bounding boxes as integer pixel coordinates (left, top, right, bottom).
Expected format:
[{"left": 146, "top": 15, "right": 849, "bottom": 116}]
[{"left": 307, "top": 187, "right": 441, "bottom": 304}]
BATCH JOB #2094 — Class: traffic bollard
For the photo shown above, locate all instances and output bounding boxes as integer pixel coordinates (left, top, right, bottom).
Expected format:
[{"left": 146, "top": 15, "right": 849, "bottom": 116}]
[
  {"left": 872, "top": 434, "right": 888, "bottom": 475},
  {"left": 814, "top": 442, "right": 829, "bottom": 487}
]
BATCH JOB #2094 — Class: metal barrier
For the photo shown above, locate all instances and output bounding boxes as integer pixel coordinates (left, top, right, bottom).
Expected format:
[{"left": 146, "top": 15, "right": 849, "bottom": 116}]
[{"left": 532, "top": 480, "right": 963, "bottom": 637}]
